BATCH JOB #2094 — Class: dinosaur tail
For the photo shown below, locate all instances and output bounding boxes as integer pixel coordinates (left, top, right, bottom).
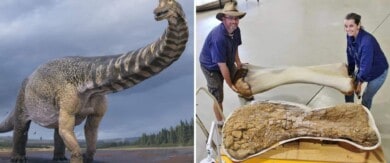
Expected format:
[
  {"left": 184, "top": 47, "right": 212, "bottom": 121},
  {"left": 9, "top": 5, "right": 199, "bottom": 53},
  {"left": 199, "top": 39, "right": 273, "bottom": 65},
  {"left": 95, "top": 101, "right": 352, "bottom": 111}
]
[
  {"left": 0, "top": 109, "right": 15, "bottom": 132},
  {"left": 0, "top": 78, "right": 28, "bottom": 133}
]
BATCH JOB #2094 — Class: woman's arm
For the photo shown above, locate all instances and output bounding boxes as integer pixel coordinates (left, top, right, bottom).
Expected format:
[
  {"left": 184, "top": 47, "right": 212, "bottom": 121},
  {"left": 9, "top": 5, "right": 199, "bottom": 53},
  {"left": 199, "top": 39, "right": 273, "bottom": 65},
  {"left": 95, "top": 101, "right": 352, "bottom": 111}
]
[{"left": 356, "top": 37, "right": 375, "bottom": 82}]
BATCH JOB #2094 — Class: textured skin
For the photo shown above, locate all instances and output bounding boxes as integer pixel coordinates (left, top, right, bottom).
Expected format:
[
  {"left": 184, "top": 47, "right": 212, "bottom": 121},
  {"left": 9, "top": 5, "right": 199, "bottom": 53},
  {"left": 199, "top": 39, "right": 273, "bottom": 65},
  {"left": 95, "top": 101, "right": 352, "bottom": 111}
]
[{"left": 0, "top": 0, "right": 188, "bottom": 162}]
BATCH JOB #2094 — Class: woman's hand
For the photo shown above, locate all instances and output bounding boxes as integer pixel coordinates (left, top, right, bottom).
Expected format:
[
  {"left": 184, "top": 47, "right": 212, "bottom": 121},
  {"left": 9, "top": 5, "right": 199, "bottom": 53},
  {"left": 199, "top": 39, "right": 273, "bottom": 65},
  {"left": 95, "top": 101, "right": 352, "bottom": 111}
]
[{"left": 355, "top": 82, "right": 362, "bottom": 98}]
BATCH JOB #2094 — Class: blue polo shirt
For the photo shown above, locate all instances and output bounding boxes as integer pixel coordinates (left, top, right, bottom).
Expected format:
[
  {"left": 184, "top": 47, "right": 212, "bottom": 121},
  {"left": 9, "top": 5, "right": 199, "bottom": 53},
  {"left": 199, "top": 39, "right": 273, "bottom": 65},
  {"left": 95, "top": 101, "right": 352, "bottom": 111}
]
[
  {"left": 346, "top": 29, "right": 389, "bottom": 82},
  {"left": 199, "top": 23, "right": 242, "bottom": 71}
]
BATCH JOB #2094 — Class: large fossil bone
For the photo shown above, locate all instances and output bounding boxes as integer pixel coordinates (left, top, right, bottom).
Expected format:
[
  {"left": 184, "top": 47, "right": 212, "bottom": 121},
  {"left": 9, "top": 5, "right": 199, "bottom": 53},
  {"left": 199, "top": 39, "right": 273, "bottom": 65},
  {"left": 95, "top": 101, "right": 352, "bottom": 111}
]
[
  {"left": 196, "top": 0, "right": 233, "bottom": 12},
  {"left": 234, "top": 63, "right": 355, "bottom": 99},
  {"left": 222, "top": 101, "right": 381, "bottom": 161}
]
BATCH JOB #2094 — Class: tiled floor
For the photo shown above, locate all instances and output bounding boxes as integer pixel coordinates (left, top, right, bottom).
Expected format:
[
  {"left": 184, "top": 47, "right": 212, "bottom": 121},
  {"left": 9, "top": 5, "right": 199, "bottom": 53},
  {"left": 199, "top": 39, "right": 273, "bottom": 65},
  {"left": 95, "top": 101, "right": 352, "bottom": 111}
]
[{"left": 195, "top": 0, "right": 390, "bottom": 162}]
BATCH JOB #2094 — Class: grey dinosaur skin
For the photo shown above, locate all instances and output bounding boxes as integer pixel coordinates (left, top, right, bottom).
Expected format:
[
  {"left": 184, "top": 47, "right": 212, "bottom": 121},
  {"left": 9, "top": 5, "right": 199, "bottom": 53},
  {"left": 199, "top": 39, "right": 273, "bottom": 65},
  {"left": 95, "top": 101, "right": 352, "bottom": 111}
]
[{"left": 0, "top": 0, "right": 188, "bottom": 162}]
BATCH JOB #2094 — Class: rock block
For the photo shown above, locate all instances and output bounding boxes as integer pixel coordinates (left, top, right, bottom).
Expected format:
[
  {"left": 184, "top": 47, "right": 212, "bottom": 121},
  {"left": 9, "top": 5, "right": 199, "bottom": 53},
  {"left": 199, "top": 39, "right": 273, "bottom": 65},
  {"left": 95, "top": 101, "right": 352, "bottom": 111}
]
[{"left": 222, "top": 101, "right": 380, "bottom": 161}]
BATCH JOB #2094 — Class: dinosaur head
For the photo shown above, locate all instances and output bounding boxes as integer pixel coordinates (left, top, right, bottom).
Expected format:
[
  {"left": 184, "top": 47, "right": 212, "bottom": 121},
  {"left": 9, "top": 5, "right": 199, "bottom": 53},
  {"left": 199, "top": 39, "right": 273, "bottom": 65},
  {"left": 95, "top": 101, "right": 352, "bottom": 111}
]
[{"left": 154, "top": 0, "right": 185, "bottom": 21}]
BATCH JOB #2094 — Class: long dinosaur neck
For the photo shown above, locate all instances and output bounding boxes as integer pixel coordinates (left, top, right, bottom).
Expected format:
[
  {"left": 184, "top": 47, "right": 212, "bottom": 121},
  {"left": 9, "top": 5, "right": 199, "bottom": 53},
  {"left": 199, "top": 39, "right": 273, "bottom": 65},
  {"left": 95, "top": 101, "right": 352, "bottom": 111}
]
[{"left": 83, "top": 15, "right": 188, "bottom": 94}]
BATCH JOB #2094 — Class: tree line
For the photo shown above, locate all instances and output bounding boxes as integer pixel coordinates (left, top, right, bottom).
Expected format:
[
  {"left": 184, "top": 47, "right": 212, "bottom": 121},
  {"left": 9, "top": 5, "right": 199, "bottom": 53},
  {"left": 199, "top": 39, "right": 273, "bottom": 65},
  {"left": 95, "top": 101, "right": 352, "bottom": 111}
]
[{"left": 132, "top": 118, "right": 194, "bottom": 146}]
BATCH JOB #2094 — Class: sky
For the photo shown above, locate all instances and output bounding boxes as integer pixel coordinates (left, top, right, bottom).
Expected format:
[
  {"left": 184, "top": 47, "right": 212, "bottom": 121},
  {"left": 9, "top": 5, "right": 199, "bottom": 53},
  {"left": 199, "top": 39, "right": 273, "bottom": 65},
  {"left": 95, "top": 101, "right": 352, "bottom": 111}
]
[{"left": 0, "top": 0, "right": 193, "bottom": 140}]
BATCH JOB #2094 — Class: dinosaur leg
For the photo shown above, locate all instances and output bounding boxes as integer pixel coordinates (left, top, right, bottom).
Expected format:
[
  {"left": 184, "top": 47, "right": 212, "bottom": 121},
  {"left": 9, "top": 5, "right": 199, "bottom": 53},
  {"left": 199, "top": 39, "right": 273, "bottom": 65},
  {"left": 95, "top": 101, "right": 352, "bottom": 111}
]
[
  {"left": 11, "top": 120, "right": 31, "bottom": 163},
  {"left": 59, "top": 109, "right": 82, "bottom": 163},
  {"left": 83, "top": 95, "right": 107, "bottom": 163},
  {"left": 52, "top": 128, "right": 67, "bottom": 161},
  {"left": 11, "top": 79, "right": 30, "bottom": 162},
  {"left": 58, "top": 89, "right": 83, "bottom": 163}
]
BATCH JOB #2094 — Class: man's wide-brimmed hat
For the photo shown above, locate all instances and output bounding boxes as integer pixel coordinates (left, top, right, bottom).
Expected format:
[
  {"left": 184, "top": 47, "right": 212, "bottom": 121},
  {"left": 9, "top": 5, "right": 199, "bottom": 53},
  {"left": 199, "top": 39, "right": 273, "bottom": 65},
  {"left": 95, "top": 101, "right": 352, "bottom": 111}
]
[{"left": 216, "top": 2, "right": 246, "bottom": 21}]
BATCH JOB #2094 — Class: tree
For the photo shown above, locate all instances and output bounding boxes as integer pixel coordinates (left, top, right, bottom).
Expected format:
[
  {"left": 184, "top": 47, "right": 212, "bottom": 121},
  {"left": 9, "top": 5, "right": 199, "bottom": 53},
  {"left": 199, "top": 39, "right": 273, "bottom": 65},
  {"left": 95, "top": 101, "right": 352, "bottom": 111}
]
[{"left": 132, "top": 118, "right": 194, "bottom": 146}]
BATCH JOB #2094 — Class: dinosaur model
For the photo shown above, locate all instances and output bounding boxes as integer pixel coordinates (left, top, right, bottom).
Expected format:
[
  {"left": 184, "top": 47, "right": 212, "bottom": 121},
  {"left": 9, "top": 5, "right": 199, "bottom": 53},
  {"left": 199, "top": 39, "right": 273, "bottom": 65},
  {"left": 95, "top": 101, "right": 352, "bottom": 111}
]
[{"left": 0, "top": 0, "right": 188, "bottom": 162}]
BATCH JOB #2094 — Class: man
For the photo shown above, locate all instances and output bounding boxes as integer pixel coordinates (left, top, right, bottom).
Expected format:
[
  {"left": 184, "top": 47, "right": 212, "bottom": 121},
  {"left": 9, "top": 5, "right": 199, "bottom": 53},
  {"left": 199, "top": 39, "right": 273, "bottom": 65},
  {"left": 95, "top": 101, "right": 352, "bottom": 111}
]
[{"left": 199, "top": 2, "right": 246, "bottom": 122}]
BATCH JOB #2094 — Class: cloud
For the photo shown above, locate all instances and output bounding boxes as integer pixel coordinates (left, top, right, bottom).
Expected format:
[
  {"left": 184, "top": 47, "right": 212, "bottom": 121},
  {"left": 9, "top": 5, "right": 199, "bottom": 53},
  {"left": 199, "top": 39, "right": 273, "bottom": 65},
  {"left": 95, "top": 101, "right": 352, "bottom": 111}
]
[{"left": 1, "top": 1, "right": 160, "bottom": 56}]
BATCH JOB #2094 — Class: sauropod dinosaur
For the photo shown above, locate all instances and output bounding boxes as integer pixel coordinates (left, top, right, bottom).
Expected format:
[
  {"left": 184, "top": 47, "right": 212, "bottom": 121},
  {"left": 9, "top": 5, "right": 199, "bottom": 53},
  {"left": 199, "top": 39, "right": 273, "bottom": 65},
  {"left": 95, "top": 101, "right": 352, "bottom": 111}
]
[{"left": 0, "top": 0, "right": 188, "bottom": 162}]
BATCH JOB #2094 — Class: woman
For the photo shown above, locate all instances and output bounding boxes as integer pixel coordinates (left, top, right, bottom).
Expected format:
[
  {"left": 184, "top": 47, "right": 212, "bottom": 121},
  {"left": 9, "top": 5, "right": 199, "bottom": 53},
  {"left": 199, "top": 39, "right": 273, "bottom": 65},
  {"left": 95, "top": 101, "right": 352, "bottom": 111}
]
[{"left": 344, "top": 13, "right": 388, "bottom": 109}]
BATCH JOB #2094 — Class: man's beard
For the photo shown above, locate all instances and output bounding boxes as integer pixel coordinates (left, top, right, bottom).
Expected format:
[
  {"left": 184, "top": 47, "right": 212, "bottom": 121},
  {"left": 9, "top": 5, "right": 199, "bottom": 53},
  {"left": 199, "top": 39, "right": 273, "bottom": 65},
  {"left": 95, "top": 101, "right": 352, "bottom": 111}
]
[{"left": 228, "top": 25, "right": 237, "bottom": 33}]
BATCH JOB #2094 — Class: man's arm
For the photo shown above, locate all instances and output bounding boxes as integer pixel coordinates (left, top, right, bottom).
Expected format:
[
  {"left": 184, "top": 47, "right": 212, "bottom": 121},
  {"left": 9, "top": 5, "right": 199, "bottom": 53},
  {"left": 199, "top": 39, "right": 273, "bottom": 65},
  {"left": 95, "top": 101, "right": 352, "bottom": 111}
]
[{"left": 218, "top": 62, "right": 238, "bottom": 92}]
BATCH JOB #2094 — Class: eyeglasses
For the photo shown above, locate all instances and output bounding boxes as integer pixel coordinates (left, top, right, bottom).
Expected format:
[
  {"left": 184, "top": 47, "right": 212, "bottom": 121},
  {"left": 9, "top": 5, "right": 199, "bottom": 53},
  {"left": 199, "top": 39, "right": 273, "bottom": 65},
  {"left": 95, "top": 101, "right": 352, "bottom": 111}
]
[{"left": 224, "top": 16, "right": 239, "bottom": 21}]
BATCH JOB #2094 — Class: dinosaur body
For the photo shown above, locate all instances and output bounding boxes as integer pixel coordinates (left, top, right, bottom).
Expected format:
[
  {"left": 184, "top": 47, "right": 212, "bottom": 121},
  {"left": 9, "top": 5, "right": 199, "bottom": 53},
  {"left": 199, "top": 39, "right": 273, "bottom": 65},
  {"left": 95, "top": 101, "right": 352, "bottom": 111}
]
[{"left": 0, "top": 0, "right": 188, "bottom": 162}]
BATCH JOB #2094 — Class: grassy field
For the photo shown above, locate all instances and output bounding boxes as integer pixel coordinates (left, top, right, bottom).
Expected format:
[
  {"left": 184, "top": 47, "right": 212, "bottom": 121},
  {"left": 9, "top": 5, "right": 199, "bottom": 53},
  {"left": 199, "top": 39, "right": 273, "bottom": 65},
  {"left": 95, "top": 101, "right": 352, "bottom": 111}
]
[{"left": 0, "top": 146, "right": 193, "bottom": 163}]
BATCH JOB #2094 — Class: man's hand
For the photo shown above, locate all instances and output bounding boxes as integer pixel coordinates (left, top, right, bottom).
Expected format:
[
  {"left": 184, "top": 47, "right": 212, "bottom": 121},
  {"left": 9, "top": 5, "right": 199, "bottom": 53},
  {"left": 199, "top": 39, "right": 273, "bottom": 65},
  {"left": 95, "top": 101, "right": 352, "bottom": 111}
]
[
  {"left": 231, "top": 85, "right": 238, "bottom": 93},
  {"left": 236, "top": 62, "right": 242, "bottom": 70},
  {"left": 218, "top": 62, "right": 237, "bottom": 92}
]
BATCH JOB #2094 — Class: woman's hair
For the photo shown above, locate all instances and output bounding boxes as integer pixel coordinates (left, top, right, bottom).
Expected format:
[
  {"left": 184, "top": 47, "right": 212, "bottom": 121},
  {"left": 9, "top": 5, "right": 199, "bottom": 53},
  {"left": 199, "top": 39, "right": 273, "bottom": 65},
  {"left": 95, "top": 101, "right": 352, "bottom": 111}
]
[{"left": 345, "top": 13, "right": 361, "bottom": 25}]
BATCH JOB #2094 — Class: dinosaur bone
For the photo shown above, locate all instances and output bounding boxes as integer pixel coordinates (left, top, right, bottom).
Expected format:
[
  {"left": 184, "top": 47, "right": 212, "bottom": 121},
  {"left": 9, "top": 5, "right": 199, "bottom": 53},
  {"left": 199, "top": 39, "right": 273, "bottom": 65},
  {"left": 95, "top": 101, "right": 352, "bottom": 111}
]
[
  {"left": 196, "top": 0, "right": 233, "bottom": 12},
  {"left": 234, "top": 63, "right": 355, "bottom": 98},
  {"left": 222, "top": 101, "right": 380, "bottom": 161}
]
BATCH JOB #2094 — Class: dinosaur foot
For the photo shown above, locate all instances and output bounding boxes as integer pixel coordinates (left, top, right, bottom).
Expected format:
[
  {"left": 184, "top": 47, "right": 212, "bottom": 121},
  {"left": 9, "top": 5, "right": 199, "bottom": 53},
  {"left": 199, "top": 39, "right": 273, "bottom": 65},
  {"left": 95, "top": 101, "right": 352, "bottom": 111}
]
[
  {"left": 83, "top": 153, "right": 94, "bottom": 163},
  {"left": 70, "top": 153, "right": 83, "bottom": 163},
  {"left": 10, "top": 155, "right": 27, "bottom": 163},
  {"left": 52, "top": 155, "right": 68, "bottom": 161}
]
